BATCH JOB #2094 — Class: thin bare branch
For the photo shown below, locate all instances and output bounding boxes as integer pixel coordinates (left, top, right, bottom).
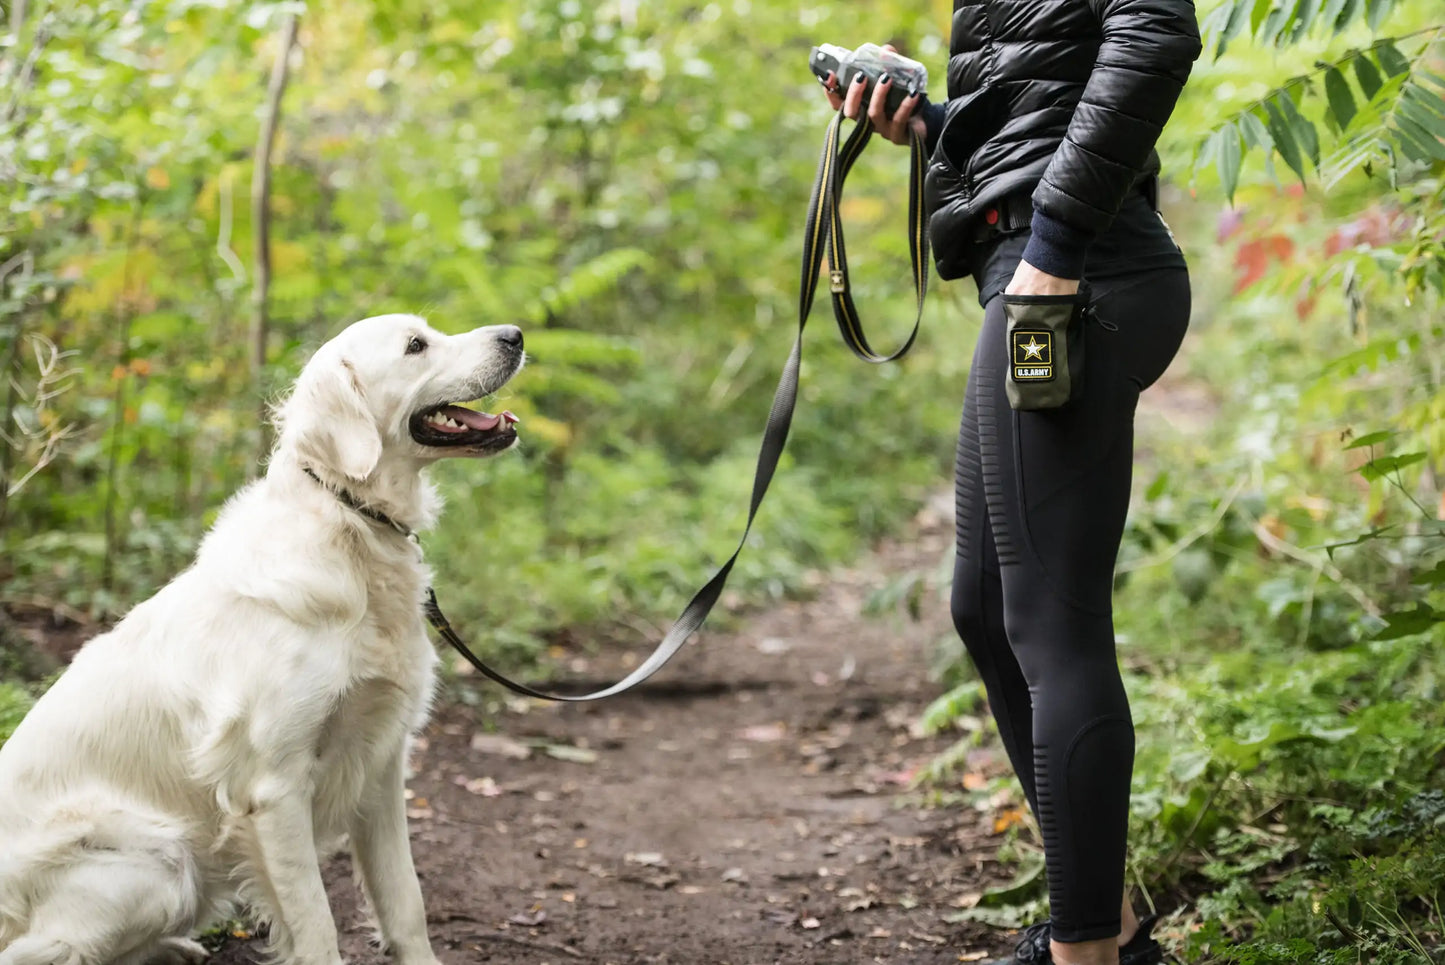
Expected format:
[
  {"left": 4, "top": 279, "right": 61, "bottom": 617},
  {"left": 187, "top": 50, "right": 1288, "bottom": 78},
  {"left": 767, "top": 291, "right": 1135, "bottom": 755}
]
[
  {"left": 1250, "top": 519, "right": 1382, "bottom": 618},
  {"left": 1115, "top": 477, "right": 1248, "bottom": 575},
  {"left": 217, "top": 165, "right": 246, "bottom": 284},
  {"left": 251, "top": 12, "right": 300, "bottom": 463},
  {"left": 9, "top": 0, "right": 28, "bottom": 37},
  {"left": 2, "top": 17, "right": 50, "bottom": 125}
]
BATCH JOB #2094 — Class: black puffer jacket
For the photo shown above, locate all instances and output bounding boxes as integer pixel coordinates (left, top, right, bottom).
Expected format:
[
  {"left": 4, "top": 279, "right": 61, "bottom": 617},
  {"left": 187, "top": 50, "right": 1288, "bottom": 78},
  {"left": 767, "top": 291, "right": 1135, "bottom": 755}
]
[{"left": 923, "top": 0, "right": 1202, "bottom": 281}]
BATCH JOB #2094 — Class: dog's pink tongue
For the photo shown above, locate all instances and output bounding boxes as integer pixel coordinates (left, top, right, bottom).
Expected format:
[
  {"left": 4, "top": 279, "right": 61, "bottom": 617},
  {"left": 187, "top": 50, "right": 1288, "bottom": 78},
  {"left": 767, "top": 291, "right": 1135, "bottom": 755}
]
[
  {"left": 442, "top": 405, "right": 500, "bottom": 431},
  {"left": 443, "top": 405, "right": 520, "bottom": 432}
]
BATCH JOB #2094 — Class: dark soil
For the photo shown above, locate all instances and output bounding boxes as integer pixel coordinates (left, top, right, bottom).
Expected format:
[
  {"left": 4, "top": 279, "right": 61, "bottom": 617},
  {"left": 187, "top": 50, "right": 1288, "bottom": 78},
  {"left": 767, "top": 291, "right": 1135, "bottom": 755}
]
[{"left": 18, "top": 497, "right": 1033, "bottom": 964}]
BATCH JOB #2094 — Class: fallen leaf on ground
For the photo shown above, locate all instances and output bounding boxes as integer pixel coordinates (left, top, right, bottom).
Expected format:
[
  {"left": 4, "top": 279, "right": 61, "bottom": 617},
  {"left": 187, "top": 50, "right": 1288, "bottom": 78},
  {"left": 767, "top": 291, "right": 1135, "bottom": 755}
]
[
  {"left": 962, "top": 772, "right": 987, "bottom": 791},
  {"left": 958, "top": 953, "right": 989, "bottom": 962},
  {"left": 624, "top": 852, "right": 666, "bottom": 867},
  {"left": 455, "top": 776, "right": 502, "bottom": 797},
  {"left": 544, "top": 744, "right": 598, "bottom": 764},
  {"left": 993, "top": 808, "right": 1027, "bottom": 834},
  {"left": 738, "top": 722, "right": 787, "bottom": 743},
  {"left": 507, "top": 909, "right": 547, "bottom": 927},
  {"left": 800, "top": 917, "right": 821, "bottom": 930},
  {"left": 470, "top": 734, "right": 532, "bottom": 759},
  {"left": 875, "top": 768, "right": 918, "bottom": 787},
  {"left": 721, "top": 867, "right": 748, "bottom": 884}
]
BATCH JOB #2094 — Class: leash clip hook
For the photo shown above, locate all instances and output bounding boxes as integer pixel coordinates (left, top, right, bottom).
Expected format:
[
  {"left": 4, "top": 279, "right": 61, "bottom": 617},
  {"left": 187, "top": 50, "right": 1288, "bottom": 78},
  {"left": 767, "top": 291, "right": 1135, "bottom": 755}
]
[{"left": 829, "top": 269, "right": 846, "bottom": 294}]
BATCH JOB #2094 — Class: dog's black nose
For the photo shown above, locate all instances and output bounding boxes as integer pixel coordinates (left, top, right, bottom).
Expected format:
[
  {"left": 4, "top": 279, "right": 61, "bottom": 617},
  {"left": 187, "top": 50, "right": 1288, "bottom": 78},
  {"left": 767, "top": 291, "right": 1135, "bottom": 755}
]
[{"left": 496, "top": 325, "right": 524, "bottom": 349}]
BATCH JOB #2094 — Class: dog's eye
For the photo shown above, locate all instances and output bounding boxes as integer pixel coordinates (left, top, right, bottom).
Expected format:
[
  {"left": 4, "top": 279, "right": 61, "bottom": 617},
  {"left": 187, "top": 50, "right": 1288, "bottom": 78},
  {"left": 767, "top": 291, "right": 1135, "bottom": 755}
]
[{"left": 405, "top": 335, "right": 427, "bottom": 356}]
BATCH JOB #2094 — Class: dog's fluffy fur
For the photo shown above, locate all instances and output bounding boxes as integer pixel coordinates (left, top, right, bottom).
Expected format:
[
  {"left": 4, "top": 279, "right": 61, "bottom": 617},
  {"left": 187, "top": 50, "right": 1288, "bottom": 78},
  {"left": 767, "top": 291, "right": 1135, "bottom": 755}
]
[{"left": 0, "top": 315, "right": 525, "bottom": 965}]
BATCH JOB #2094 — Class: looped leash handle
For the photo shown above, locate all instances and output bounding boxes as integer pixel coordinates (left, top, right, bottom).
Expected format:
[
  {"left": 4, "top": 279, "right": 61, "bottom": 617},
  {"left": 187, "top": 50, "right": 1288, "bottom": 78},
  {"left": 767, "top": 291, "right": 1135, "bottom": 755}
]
[
  {"left": 801, "top": 111, "right": 931, "bottom": 363},
  {"left": 429, "top": 110, "right": 931, "bottom": 701}
]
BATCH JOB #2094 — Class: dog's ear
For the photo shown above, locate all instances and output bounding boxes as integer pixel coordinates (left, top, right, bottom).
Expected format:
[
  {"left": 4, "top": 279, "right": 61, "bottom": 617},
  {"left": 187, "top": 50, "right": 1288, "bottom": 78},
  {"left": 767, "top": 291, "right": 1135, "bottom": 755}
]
[{"left": 287, "top": 358, "right": 382, "bottom": 481}]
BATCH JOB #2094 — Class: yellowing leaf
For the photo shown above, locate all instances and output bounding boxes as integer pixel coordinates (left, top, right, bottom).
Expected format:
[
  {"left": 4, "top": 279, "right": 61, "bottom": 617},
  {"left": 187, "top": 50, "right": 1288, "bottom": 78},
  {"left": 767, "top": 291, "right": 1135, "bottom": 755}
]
[
  {"left": 145, "top": 167, "right": 171, "bottom": 190},
  {"left": 992, "top": 808, "right": 1026, "bottom": 834}
]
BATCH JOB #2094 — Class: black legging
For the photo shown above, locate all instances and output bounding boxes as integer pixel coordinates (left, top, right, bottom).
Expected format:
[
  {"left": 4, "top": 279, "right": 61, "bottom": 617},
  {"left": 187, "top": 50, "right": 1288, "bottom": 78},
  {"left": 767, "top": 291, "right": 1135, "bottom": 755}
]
[{"left": 950, "top": 267, "right": 1191, "bottom": 943}]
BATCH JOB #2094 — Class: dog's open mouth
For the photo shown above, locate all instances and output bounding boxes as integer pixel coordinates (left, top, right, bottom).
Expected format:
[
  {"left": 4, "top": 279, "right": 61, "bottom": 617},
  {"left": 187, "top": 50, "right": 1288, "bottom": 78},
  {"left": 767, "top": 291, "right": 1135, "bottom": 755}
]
[{"left": 409, "top": 403, "right": 520, "bottom": 452}]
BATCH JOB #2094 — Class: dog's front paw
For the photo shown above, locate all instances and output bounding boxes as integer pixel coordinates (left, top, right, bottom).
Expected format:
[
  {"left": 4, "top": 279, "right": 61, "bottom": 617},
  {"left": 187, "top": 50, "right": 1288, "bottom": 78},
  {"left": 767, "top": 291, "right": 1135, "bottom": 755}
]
[{"left": 149, "top": 938, "right": 210, "bottom": 965}]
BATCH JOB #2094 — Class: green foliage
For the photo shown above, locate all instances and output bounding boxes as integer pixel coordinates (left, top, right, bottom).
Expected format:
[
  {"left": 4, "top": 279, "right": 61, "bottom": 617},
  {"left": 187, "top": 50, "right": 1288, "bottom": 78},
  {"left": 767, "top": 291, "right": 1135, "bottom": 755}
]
[
  {"left": 1102, "top": 231, "right": 1443, "bottom": 958},
  {"left": 0, "top": 1, "right": 969, "bottom": 654},
  {"left": 1195, "top": 0, "right": 1444, "bottom": 197},
  {"left": 0, "top": 681, "right": 33, "bottom": 747}
]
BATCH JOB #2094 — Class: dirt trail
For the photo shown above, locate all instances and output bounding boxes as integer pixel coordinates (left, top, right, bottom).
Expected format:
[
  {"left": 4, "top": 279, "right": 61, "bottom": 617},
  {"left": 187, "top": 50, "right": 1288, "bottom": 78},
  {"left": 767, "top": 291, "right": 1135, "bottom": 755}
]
[{"left": 197, "top": 494, "right": 1022, "bottom": 965}]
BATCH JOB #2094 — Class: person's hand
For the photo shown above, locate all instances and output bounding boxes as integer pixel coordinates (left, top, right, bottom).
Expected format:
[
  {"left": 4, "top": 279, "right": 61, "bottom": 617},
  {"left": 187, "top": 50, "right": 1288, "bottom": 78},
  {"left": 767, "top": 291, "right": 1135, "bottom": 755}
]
[
  {"left": 820, "top": 44, "right": 927, "bottom": 147},
  {"left": 1005, "top": 259, "right": 1080, "bottom": 297}
]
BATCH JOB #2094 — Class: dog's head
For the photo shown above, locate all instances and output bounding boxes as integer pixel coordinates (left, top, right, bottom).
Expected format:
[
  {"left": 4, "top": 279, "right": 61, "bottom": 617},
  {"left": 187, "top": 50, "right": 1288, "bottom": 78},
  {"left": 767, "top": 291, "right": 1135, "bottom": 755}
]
[{"left": 278, "top": 314, "right": 525, "bottom": 481}]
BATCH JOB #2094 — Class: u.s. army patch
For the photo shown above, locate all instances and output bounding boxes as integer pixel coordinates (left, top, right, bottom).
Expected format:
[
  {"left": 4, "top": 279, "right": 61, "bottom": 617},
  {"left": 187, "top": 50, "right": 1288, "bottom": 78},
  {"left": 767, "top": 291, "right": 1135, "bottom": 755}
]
[{"left": 1012, "top": 330, "right": 1053, "bottom": 381}]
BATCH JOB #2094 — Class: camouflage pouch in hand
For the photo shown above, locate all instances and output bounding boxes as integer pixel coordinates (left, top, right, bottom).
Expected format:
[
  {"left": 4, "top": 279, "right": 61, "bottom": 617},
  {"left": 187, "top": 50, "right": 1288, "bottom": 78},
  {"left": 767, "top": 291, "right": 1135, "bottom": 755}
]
[{"left": 1003, "top": 287, "right": 1092, "bottom": 411}]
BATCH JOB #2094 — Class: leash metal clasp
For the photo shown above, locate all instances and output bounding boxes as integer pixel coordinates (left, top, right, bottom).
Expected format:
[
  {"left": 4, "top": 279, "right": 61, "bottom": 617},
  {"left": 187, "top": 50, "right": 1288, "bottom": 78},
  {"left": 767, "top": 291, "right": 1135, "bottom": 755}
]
[{"left": 829, "top": 269, "right": 846, "bottom": 294}]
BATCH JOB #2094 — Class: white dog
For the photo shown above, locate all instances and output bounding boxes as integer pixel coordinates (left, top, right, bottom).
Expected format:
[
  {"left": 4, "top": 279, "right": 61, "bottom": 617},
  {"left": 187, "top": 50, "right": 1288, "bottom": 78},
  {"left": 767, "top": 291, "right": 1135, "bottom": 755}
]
[{"left": 0, "top": 315, "right": 525, "bottom": 965}]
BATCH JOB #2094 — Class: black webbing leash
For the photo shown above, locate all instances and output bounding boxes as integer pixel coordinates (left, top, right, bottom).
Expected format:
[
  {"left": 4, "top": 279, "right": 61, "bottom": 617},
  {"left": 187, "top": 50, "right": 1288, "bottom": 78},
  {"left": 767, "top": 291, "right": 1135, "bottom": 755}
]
[{"left": 426, "top": 111, "right": 930, "bottom": 701}]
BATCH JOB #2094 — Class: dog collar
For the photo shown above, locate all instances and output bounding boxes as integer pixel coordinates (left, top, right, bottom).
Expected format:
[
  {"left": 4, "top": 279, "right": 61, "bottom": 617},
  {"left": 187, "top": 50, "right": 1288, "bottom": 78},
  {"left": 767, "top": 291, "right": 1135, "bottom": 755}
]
[{"left": 301, "top": 466, "right": 415, "bottom": 540}]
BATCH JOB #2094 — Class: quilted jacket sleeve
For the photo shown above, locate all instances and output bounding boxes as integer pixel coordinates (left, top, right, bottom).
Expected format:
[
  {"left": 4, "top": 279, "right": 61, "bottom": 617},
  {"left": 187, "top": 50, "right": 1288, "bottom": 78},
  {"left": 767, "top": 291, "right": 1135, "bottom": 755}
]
[{"left": 1021, "top": 0, "right": 1202, "bottom": 279}]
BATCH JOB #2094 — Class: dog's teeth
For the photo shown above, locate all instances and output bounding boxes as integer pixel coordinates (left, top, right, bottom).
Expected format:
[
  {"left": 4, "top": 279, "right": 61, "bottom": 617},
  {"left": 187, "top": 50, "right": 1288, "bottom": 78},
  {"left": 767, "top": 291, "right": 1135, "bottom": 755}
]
[{"left": 447, "top": 418, "right": 461, "bottom": 428}]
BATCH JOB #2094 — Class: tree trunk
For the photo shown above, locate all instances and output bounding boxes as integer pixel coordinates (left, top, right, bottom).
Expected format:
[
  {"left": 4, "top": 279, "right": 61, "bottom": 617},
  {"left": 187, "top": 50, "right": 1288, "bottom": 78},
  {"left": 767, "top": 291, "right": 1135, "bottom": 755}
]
[{"left": 251, "top": 13, "right": 300, "bottom": 465}]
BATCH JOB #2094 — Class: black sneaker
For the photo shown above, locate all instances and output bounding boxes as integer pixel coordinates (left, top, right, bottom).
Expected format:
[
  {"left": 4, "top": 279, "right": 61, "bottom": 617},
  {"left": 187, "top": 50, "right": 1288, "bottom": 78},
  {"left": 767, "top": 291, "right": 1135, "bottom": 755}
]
[
  {"left": 986, "top": 915, "right": 1164, "bottom": 965},
  {"left": 1120, "top": 915, "right": 1164, "bottom": 965},
  {"left": 986, "top": 922, "right": 1051, "bottom": 964}
]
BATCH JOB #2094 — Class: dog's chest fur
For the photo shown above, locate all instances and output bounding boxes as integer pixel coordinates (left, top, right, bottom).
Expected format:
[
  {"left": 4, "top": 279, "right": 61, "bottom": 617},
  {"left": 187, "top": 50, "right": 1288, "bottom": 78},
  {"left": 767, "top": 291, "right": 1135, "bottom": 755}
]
[{"left": 308, "top": 547, "right": 438, "bottom": 839}]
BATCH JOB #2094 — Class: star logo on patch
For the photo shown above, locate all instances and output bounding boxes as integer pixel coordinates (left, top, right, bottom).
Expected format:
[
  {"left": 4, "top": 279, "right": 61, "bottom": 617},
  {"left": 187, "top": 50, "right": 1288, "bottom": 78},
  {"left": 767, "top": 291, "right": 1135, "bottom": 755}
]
[{"left": 1020, "top": 337, "right": 1046, "bottom": 361}]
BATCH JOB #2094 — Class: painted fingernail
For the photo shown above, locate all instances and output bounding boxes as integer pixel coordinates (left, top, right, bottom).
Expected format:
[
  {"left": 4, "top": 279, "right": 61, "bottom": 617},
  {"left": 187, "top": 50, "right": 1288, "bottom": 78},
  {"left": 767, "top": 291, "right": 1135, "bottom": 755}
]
[
  {"left": 907, "top": 85, "right": 919, "bottom": 98},
  {"left": 853, "top": 71, "right": 866, "bottom": 85},
  {"left": 879, "top": 73, "right": 891, "bottom": 86}
]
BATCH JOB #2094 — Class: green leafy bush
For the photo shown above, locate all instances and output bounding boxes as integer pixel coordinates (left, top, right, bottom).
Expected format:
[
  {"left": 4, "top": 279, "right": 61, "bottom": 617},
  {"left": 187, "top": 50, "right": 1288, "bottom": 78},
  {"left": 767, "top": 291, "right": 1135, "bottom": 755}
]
[{"left": 0, "top": 682, "right": 33, "bottom": 748}]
